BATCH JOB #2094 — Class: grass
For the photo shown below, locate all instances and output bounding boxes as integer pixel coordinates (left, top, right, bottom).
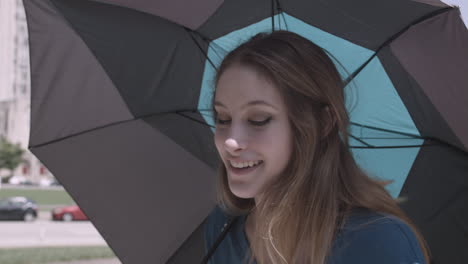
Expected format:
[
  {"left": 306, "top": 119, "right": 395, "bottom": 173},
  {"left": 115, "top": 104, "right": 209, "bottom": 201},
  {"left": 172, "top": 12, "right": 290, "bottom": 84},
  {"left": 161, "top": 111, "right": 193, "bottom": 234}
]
[
  {"left": 0, "top": 246, "right": 117, "bottom": 264},
  {"left": 0, "top": 187, "right": 75, "bottom": 208}
]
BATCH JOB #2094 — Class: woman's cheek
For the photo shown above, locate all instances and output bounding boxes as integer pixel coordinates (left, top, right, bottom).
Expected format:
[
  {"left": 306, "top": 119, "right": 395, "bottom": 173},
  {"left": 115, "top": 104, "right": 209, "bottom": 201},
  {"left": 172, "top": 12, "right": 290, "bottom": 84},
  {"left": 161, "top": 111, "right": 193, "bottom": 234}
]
[
  {"left": 213, "top": 130, "right": 224, "bottom": 149},
  {"left": 249, "top": 127, "right": 273, "bottom": 144}
]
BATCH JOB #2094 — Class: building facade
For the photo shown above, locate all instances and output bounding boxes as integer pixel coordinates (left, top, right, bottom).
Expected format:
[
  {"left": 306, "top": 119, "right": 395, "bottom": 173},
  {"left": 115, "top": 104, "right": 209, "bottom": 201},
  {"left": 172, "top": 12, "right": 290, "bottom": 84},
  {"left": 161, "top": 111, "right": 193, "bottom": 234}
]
[{"left": 0, "top": 0, "right": 52, "bottom": 183}]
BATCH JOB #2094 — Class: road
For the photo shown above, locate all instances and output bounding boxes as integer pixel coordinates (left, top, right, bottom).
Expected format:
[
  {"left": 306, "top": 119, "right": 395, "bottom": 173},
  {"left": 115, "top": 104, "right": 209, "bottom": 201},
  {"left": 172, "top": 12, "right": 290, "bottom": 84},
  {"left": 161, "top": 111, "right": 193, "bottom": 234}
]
[{"left": 0, "top": 211, "right": 108, "bottom": 248}]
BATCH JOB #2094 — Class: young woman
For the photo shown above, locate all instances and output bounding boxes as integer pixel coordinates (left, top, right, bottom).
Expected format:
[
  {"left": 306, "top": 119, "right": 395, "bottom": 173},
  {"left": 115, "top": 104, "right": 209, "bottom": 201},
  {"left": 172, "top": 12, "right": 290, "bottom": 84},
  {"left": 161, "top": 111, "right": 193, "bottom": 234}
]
[{"left": 204, "top": 30, "right": 430, "bottom": 264}]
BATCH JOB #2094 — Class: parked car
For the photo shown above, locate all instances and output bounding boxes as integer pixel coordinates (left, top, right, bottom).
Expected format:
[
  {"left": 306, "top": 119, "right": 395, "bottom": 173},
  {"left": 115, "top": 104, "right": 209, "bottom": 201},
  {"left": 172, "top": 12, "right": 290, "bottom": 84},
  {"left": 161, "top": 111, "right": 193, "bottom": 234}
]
[
  {"left": 50, "top": 179, "right": 62, "bottom": 187},
  {"left": 22, "top": 180, "right": 36, "bottom": 186},
  {"left": 8, "top": 175, "right": 27, "bottom": 185},
  {"left": 0, "top": 196, "right": 38, "bottom": 221},
  {"left": 51, "top": 205, "right": 88, "bottom": 221}
]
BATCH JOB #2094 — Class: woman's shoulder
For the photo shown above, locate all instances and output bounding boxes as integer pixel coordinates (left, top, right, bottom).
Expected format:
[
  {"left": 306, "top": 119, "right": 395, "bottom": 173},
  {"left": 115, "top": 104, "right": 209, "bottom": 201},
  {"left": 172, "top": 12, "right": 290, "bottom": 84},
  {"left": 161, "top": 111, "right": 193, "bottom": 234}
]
[
  {"left": 330, "top": 207, "right": 426, "bottom": 264},
  {"left": 205, "top": 205, "right": 233, "bottom": 228},
  {"left": 204, "top": 205, "right": 235, "bottom": 247}
]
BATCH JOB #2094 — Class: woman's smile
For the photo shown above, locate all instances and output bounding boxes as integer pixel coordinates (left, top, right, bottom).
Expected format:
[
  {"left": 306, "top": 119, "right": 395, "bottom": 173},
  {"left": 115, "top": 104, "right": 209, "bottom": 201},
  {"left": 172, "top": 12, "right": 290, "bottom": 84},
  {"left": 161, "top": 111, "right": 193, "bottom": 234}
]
[{"left": 226, "top": 160, "right": 264, "bottom": 177}]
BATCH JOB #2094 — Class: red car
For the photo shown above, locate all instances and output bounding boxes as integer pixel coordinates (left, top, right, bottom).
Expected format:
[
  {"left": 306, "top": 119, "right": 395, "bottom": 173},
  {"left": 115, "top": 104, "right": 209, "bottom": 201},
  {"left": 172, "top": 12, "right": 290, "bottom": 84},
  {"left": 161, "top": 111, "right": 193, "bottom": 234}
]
[{"left": 52, "top": 205, "right": 88, "bottom": 221}]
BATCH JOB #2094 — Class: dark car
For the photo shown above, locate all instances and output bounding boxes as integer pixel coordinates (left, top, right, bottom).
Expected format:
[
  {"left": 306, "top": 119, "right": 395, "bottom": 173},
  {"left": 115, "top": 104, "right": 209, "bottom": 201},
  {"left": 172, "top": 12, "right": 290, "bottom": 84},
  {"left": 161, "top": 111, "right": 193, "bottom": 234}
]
[
  {"left": 0, "top": 196, "right": 38, "bottom": 221},
  {"left": 52, "top": 205, "right": 88, "bottom": 221}
]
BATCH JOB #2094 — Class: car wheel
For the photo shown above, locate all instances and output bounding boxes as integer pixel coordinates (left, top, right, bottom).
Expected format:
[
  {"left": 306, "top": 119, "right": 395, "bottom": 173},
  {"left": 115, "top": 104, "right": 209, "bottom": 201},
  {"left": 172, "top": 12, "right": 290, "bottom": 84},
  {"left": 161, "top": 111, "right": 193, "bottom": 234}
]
[
  {"left": 62, "top": 213, "right": 73, "bottom": 222},
  {"left": 23, "top": 211, "right": 36, "bottom": 222}
]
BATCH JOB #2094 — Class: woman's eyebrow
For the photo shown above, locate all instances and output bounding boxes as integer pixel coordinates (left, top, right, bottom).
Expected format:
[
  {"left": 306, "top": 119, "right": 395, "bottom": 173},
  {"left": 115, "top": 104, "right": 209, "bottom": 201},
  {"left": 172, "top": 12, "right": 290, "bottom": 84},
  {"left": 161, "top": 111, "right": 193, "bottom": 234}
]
[
  {"left": 214, "top": 100, "right": 278, "bottom": 110},
  {"left": 213, "top": 101, "right": 226, "bottom": 108},
  {"left": 243, "top": 100, "right": 277, "bottom": 110}
]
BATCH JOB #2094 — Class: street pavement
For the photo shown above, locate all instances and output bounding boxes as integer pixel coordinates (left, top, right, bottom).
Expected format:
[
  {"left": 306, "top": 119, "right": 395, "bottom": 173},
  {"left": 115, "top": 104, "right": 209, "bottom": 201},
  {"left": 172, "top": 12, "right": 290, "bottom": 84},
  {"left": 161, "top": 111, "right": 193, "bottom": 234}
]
[
  {"left": 0, "top": 212, "right": 122, "bottom": 263},
  {"left": 0, "top": 213, "right": 107, "bottom": 248}
]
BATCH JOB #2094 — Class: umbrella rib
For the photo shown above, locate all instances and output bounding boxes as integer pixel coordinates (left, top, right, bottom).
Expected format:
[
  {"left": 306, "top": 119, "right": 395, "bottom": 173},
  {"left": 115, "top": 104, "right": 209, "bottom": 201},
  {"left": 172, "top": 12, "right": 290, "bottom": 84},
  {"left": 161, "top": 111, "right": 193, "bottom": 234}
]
[
  {"left": 349, "top": 133, "right": 374, "bottom": 147},
  {"left": 278, "top": 3, "right": 281, "bottom": 29},
  {"left": 350, "top": 143, "right": 437, "bottom": 149},
  {"left": 210, "top": 42, "right": 228, "bottom": 66},
  {"left": 279, "top": 4, "right": 289, "bottom": 30},
  {"left": 344, "top": 6, "right": 455, "bottom": 86},
  {"left": 271, "top": 0, "right": 275, "bottom": 31},
  {"left": 271, "top": 0, "right": 284, "bottom": 31},
  {"left": 275, "top": 0, "right": 287, "bottom": 30},
  {"left": 176, "top": 111, "right": 215, "bottom": 129},
  {"left": 185, "top": 29, "right": 218, "bottom": 71},
  {"left": 350, "top": 122, "right": 464, "bottom": 151},
  {"left": 359, "top": 137, "right": 424, "bottom": 140},
  {"left": 29, "top": 109, "right": 207, "bottom": 149},
  {"left": 350, "top": 122, "right": 423, "bottom": 139},
  {"left": 187, "top": 28, "right": 229, "bottom": 72}
]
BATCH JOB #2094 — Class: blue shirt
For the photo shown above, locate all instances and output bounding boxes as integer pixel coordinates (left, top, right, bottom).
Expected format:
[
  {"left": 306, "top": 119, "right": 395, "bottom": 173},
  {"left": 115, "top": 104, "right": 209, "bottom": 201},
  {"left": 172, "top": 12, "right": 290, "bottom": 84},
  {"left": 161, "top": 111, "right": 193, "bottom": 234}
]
[{"left": 204, "top": 206, "right": 426, "bottom": 264}]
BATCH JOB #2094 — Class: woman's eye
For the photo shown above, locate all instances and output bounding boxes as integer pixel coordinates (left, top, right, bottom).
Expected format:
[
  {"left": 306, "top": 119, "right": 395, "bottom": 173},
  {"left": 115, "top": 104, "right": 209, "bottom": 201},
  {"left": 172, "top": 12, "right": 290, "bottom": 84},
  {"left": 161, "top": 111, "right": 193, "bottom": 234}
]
[
  {"left": 249, "top": 117, "right": 272, "bottom": 126},
  {"left": 215, "top": 118, "right": 231, "bottom": 125}
]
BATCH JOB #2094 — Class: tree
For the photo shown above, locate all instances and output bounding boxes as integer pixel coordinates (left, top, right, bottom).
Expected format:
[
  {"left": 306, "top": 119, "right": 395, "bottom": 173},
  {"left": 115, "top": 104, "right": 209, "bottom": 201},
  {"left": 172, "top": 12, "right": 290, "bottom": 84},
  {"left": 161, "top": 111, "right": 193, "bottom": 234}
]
[{"left": 0, "top": 137, "right": 25, "bottom": 183}]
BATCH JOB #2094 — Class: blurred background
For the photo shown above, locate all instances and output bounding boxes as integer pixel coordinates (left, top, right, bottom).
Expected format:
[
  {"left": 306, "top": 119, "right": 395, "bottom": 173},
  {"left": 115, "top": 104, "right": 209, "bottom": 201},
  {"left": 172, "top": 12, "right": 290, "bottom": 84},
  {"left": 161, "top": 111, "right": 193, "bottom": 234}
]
[{"left": 0, "top": 0, "right": 465, "bottom": 264}]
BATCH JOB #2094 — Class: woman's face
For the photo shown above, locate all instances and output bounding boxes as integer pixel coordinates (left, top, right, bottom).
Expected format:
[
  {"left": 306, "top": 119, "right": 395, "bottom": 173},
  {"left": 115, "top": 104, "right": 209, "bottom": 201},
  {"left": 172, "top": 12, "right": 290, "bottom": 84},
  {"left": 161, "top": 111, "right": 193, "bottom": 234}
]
[{"left": 214, "top": 64, "right": 293, "bottom": 199}]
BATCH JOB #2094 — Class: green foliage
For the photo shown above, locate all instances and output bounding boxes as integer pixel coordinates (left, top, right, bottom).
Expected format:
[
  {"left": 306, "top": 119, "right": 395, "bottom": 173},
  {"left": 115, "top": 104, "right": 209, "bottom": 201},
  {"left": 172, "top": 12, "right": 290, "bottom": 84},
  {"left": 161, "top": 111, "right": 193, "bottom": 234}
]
[
  {"left": 0, "top": 188, "right": 75, "bottom": 208},
  {"left": 0, "top": 137, "right": 25, "bottom": 179}
]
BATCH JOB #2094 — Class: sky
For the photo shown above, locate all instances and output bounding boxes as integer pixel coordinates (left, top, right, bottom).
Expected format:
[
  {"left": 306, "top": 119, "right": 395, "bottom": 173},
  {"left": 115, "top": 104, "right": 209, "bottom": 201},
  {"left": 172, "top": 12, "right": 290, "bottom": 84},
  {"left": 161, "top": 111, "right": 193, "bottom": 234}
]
[{"left": 442, "top": 0, "right": 468, "bottom": 26}]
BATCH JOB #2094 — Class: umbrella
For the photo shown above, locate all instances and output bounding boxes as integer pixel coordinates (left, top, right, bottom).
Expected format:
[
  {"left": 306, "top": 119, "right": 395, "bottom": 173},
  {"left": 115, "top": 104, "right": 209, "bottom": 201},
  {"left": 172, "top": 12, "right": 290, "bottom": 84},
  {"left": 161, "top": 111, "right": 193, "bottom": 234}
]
[{"left": 24, "top": 0, "right": 468, "bottom": 263}]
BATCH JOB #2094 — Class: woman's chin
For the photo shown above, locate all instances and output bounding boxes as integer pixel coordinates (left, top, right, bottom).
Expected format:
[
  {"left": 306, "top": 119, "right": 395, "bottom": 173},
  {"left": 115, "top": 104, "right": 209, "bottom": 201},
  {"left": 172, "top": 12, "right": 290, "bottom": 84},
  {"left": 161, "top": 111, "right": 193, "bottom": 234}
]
[{"left": 228, "top": 184, "right": 256, "bottom": 199}]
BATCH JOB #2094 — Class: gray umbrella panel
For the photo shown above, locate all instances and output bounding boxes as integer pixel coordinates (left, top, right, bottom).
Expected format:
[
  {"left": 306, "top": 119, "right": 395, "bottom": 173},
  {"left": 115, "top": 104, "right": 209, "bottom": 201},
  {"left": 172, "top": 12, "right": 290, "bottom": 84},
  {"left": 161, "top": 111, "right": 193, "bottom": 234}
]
[
  {"left": 93, "top": 0, "right": 224, "bottom": 30},
  {"left": 390, "top": 8, "right": 468, "bottom": 150},
  {"left": 31, "top": 118, "right": 217, "bottom": 263},
  {"left": 26, "top": 0, "right": 134, "bottom": 147}
]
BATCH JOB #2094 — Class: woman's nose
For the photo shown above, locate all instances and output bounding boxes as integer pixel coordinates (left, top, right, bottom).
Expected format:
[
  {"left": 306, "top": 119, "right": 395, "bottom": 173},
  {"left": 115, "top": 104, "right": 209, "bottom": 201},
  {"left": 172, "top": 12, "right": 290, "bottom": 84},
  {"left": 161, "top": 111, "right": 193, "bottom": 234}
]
[{"left": 224, "top": 138, "right": 247, "bottom": 154}]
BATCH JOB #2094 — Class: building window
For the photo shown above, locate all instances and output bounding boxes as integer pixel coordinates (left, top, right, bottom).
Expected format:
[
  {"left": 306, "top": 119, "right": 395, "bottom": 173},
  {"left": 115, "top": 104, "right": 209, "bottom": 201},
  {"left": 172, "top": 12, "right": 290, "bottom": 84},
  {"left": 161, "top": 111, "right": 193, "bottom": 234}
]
[
  {"left": 40, "top": 166, "right": 48, "bottom": 175},
  {"left": 22, "top": 165, "right": 29, "bottom": 175}
]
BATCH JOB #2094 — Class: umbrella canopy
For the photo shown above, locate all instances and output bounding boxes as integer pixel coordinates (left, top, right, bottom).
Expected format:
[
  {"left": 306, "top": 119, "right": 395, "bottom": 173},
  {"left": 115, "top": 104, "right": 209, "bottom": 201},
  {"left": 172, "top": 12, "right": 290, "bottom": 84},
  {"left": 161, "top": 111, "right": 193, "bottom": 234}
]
[{"left": 24, "top": 0, "right": 468, "bottom": 263}]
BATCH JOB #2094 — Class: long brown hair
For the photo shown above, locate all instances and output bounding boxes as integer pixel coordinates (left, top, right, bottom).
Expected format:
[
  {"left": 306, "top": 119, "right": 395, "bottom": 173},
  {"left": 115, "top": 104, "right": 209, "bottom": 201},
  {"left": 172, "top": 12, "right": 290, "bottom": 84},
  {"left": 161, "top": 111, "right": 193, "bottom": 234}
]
[{"left": 212, "top": 31, "right": 430, "bottom": 264}]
